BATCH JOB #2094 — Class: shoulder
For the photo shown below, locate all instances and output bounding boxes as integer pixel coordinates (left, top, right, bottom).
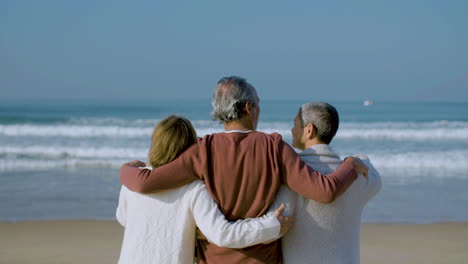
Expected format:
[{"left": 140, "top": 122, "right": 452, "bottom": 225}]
[
  {"left": 248, "top": 132, "right": 288, "bottom": 154},
  {"left": 207, "top": 131, "right": 284, "bottom": 143},
  {"left": 350, "top": 154, "right": 381, "bottom": 186},
  {"left": 352, "top": 153, "right": 370, "bottom": 161},
  {"left": 197, "top": 133, "right": 229, "bottom": 145},
  {"left": 194, "top": 135, "right": 210, "bottom": 145},
  {"left": 185, "top": 179, "right": 205, "bottom": 190},
  {"left": 254, "top": 131, "right": 283, "bottom": 139},
  {"left": 183, "top": 180, "right": 207, "bottom": 197},
  {"left": 351, "top": 154, "right": 373, "bottom": 168},
  {"left": 119, "top": 185, "right": 132, "bottom": 195},
  {"left": 248, "top": 131, "right": 284, "bottom": 144}
]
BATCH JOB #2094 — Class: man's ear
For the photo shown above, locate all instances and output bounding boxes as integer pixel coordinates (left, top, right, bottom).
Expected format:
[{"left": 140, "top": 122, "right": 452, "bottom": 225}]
[
  {"left": 244, "top": 102, "right": 253, "bottom": 114},
  {"left": 306, "top": 123, "right": 315, "bottom": 139}
]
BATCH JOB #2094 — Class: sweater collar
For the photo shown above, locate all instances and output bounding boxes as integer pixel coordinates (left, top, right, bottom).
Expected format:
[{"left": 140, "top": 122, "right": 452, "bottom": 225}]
[{"left": 298, "top": 144, "right": 340, "bottom": 159}]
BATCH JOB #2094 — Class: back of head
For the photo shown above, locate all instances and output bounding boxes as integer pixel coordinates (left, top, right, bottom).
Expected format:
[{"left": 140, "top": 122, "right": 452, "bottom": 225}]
[
  {"left": 148, "top": 115, "right": 197, "bottom": 168},
  {"left": 211, "top": 76, "right": 258, "bottom": 123},
  {"left": 300, "top": 102, "right": 339, "bottom": 144}
]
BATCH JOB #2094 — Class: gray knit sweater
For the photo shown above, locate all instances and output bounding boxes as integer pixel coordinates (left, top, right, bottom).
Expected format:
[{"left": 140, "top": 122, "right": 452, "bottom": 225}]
[{"left": 271, "top": 144, "right": 381, "bottom": 264}]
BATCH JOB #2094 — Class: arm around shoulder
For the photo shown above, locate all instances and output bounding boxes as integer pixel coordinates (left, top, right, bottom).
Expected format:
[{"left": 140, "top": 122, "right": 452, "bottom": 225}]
[
  {"left": 120, "top": 164, "right": 154, "bottom": 193},
  {"left": 120, "top": 143, "right": 202, "bottom": 193},
  {"left": 189, "top": 183, "right": 281, "bottom": 248},
  {"left": 278, "top": 138, "right": 358, "bottom": 203}
]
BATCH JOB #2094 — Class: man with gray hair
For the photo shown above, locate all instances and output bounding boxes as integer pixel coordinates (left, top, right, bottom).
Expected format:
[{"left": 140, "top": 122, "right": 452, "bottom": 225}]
[
  {"left": 271, "top": 102, "right": 381, "bottom": 263},
  {"left": 120, "top": 77, "right": 368, "bottom": 264}
]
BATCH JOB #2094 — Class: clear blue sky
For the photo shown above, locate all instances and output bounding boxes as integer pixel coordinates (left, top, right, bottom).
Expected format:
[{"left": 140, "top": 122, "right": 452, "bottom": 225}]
[{"left": 1, "top": 0, "right": 467, "bottom": 101}]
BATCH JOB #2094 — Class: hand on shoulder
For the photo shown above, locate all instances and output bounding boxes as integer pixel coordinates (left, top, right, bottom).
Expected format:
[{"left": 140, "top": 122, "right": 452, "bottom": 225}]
[{"left": 344, "top": 156, "right": 369, "bottom": 178}]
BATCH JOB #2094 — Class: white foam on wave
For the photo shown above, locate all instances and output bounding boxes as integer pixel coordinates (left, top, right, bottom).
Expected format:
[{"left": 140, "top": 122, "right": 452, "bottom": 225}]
[
  {"left": 2, "top": 143, "right": 468, "bottom": 177},
  {"left": 0, "top": 124, "right": 153, "bottom": 138},
  {"left": 367, "top": 150, "right": 468, "bottom": 170},
  {"left": 0, "top": 120, "right": 221, "bottom": 138},
  {"left": 0, "top": 146, "right": 146, "bottom": 159},
  {"left": 0, "top": 158, "right": 127, "bottom": 171},
  {"left": 1, "top": 121, "right": 468, "bottom": 140},
  {"left": 0, "top": 145, "right": 146, "bottom": 171},
  {"left": 336, "top": 128, "right": 468, "bottom": 140},
  {"left": 68, "top": 117, "right": 222, "bottom": 129},
  {"left": 260, "top": 121, "right": 468, "bottom": 140},
  {"left": 69, "top": 117, "right": 161, "bottom": 126},
  {"left": 353, "top": 150, "right": 468, "bottom": 182},
  {"left": 335, "top": 121, "right": 468, "bottom": 140}
]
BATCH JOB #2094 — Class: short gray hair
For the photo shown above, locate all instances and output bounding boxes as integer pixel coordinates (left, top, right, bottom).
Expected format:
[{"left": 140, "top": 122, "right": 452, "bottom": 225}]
[
  {"left": 211, "top": 76, "right": 259, "bottom": 123},
  {"left": 299, "top": 102, "right": 339, "bottom": 144}
]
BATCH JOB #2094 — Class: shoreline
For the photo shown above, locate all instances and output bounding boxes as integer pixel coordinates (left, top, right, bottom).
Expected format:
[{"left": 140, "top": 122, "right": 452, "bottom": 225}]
[{"left": 1, "top": 220, "right": 468, "bottom": 264}]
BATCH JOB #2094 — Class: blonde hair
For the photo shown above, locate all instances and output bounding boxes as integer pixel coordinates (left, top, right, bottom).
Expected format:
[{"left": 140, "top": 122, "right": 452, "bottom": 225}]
[{"left": 148, "top": 115, "right": 197, "bottom": 168}]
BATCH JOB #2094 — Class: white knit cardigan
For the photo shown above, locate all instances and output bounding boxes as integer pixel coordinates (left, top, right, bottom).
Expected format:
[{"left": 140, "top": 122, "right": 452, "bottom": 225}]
[
  {"left": 116, "top": 180, "right": 280, "bottom": 264},
  {"left": 271, "top": 144, "right": 381, "bottom": 264}
]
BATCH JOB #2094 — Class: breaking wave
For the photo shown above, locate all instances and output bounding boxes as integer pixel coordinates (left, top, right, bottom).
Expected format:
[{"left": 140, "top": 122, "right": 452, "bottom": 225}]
[{"left": 1, "top": 120, "right": 468, "bottom": 140}]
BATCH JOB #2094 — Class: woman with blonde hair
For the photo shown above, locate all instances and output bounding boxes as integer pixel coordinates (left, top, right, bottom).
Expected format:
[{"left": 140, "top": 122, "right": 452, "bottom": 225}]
[{"left": 116, "top": 115, "right": 292, "bottom": 264}]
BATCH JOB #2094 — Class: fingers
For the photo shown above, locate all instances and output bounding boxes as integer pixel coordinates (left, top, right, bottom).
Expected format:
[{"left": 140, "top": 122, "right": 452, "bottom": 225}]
[
  {"left": 348, "top": 157, "right": 369, "bottom": 179},
  {"left": 275, "top": 204, "right": 294, "bottom": 236},
  {"left": 278, "top": 215, "right": 295, "bottom": 236},
  {"left": 279, "top": 216, "right": 294, "bottom": 226},
  {"left": 127, "top": 160, "right": 146, "bottom": 167},
  {"left": 359, "top": 162, "right": 369, "bottom": 179},
  {"left": 274, "top": 203, "right": 286, "bottom": 217}
]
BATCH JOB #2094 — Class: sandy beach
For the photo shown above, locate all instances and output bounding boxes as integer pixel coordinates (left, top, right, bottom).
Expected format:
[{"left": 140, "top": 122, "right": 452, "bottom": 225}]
[{"left": 1, "top": 221, "right": 467, "bottom": 264}]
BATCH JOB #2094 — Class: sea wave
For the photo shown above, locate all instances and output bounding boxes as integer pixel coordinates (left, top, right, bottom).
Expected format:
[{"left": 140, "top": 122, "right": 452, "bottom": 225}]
[
  {"left": 1, "top": 121, "right": 468, "bottom": 140},
  {"left": 0, "top": 159, "right": 126, "bottom": 171},
  {"left": 0, "top": 146, "right": 145, "bottom": 159},
  {"left": 335, "top": 121, "right": 468, "bottom": 140},
  {"left": 67, "top": 117, "right": 222, "bottom": 128},
  {"left": 0, "top": 124, "right": 153, "bottom": 138},
  {"left": 262, "top": 121, "right": 468, "bottom": 140},
  {"left": 0, "top": 120, "right": 222, "bottom": 138},
  {"left": 366, "top": 150, "right": 468, "bottom": 170},
  {"left": 2, "top": 145, "right": 468, "bottom": 176}
]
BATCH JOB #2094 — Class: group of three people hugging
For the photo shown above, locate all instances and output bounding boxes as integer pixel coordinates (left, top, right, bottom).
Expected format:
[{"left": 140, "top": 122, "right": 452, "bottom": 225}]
[{"left": 116, "top": 76, "right": 381, "bottom": 264}]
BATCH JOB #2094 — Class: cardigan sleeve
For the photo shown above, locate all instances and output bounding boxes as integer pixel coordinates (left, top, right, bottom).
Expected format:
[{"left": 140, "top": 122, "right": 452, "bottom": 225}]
[
  {"left": 116, "top": 186, "right": 128, "bottom": 227},
  {"left": 189, "top": 183, "right": 281, "bottom": 248}
]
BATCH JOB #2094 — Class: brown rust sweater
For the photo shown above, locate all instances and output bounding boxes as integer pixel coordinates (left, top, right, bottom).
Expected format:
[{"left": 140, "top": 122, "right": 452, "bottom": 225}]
[{"left": 120, "top": 131, "right": 358, "bottom": 264}]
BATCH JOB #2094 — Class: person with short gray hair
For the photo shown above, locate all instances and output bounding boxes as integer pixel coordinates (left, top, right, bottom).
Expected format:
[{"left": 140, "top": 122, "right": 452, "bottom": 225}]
[
  {"left": 299, "top": 102, "right": 339, "bottom": 144},
  {"left": 120, "top": 77, "right": 368, "bottom": 264},
  {"left": 211, "top": 76, "right": 259, "bottom": 123},
  {"left": 272, "top": 102, "right": 381, "bottom": 264}
]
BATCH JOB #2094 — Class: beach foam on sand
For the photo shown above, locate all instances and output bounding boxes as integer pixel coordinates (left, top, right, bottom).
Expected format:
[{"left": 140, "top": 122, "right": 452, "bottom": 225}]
[{"left": 1, "top": 221, "right": 467, "bottom": 264}]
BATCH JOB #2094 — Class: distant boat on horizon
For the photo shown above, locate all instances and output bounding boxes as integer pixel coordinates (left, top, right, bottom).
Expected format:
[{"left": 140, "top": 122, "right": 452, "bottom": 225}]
[{"left": 363, "top": 100, "right": 374, "bottom": 106}]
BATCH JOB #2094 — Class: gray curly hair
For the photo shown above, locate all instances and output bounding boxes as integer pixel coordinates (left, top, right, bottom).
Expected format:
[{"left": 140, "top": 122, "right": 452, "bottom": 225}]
[
  {"left": 299, "top": 102, "right": 339, "bottom": 144},
  {"left": 211, "top": 76, "right": 259, "bottom": 123}
]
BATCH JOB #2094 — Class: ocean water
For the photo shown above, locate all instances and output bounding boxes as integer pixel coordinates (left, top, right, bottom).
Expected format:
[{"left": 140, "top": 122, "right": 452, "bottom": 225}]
[{"left": 1, "top": 99, "right": 468, "bottom": 223}]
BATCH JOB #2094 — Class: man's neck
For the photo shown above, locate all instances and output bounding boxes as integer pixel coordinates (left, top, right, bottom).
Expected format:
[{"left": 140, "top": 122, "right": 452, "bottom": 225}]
[
  {"left": 224, "top": 120, "right": 255, "bottom": 131},
  {"left": 303, "top": 138, "right": 326, "bottom": 150}
]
